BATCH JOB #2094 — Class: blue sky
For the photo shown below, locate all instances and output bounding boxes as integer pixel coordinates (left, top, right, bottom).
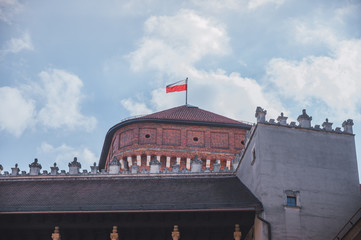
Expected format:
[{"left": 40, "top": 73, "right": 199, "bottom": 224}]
[{"left": 1, "top": 0, "right": 361, "bottom": 181}]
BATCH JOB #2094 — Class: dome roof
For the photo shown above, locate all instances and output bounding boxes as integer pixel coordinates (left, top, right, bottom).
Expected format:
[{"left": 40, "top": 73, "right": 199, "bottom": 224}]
[
  {"left": 99, "top": 105, "right": 251, "bottom": 169},
  {"left": 137, "top": 105, "right": 244, "bottom": 125}
]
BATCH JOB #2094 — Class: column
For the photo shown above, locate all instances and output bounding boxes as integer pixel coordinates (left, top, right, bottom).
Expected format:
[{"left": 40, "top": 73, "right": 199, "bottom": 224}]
[
  {"left": 127, "top": 156, "right": 132, "bottom": 167},
  {"left": 186, "top": 158, "right": 191, "bottom": 170},
  {"left": 166, "top": 156, "right": 171, "bottom": 168},
  {"left": 137, "top": 155, "right": 141, "bottom": 166},
  {"left": 206, "top": 159, "right": 211, "bottom": 168},
  {"left": 226, "top": 160, "right": 231, "bottom": 169},
  {"left": 147, "top": 155, "right": 151, "bottom": 166}
]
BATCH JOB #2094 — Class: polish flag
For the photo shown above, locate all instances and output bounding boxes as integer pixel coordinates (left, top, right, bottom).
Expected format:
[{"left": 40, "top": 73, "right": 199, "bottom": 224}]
[{"left": 166, "top": 79, "right": 187, "bottom": 93}]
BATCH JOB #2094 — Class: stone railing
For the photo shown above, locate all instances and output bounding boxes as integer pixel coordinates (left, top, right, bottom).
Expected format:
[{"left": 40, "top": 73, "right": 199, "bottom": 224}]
[{"left": 0, "top": 154, "right": 242, "bottom": 177}]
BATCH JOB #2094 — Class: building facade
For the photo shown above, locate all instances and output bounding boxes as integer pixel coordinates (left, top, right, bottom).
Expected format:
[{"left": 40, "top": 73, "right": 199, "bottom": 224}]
[{"left": 0, "top": 105, "right": 360, "bottom": 240}]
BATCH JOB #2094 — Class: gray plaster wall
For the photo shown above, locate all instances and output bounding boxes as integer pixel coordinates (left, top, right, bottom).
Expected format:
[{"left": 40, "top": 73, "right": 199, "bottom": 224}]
[{"left": 237, "top": 124, "right": 361, "bottom": 240}]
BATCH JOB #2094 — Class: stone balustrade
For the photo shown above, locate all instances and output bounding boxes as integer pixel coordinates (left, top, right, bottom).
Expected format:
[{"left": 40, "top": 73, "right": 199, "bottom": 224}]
[{"left": 0, "top": 154, "right": 236, "bottom": 177}]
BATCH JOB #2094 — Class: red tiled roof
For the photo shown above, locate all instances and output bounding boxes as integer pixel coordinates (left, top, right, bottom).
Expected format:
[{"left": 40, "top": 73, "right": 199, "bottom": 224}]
[{"left": 138, "top": 105, "right": 245, "bottom": 125}]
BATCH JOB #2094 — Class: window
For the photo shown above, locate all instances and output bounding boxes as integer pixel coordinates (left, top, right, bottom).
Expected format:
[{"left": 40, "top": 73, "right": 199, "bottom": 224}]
[
  {"left": 145, "top": 134, "right": 150, "bottom": 138},
  {"left": 287, "top": 196, "right": 297, "bottom": 207},
  {"left": 193, "top": 137, "right": 199, "bottom": 142},
  {"left": 284, "top": 190, "right": 300, "bottom": 208},
  {"left": 251, "top": 146, "right": 256, "bottom": 165}
]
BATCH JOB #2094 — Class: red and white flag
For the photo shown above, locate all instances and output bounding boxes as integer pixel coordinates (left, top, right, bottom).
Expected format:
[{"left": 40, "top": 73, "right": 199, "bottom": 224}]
[{"left": 166, "top": 79, "right": 187, "bottom": 93}]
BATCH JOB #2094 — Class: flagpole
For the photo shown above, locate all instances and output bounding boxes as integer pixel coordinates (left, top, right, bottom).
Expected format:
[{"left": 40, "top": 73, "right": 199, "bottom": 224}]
[{"left": 185, "top": 77, "right": 188, "bottom": 105}]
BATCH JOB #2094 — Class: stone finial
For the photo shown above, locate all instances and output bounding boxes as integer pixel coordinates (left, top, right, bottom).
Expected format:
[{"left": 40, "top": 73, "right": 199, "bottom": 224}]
[
  {"left": 213, "top": 162, "right": 221, "bottom": 172},
  {"left": 322, "top": 118, "right": 333, "bottom": 131},
  {"left": 297, "top": 109, "right": 312, "bottom": 128},
  {"left": 191, "top": 155, "right": 203, "bottom": 173},
  {"left": 110, "top": 226, "right": 119, "bottom": 240},
  {"left": 51, "top": 226, "right": 61, "bottom": 240},
  {"left": 342, "top": 119, "right": 354, "bottom": 134},
  {"left": 255, "top": 106, "right": 267, "bottom": 123},
  {"left": 172, "top": 164, "right": 180, "bottom": 173},
  {"left": 68, "top": 157, "right": 81, "bottom": 175},
  {"left": 172, "top": 225, "right": 180, "bottom": 240},
  {"left": 51, "top": 163, "right": 59, "bottom": 175},
  {"left": 110, "top": 156, "right": 120, "bottom": 166},
  {"left": 234, "top": 224, "right": 242, "bottom": 240},
  {"left": 29, "top": 158, "right": 42, "bottom": 176},
  {"left": 90, "top": 162, "right": 98, "bottom": 174},
  {"left": 232, "top": 153, "right": 241, "bottom": 170},
  {"left": 131, "top": 164, "right": 139, "bottom": 174},
  {"left": 277, "top": 112, "right": 288, "bottom": 125},
  {"left": 11, "top": 163, "right": 20, "bottom": 176},
  {"left": 109, "top": 157, "right": 120, "bottom": 174},
  {"left": 150, "top": 156, "right": 161, "bottom": 173}
]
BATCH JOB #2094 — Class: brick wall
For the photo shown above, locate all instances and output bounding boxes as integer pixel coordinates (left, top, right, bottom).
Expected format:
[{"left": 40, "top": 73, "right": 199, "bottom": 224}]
[{"left": 105, "top": 122, "right": 247, "bottom": 170}]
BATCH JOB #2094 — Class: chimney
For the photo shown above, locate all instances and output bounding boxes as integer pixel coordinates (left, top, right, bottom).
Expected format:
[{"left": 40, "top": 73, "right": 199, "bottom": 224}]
[
  {"left": 131, "top": 164, "right": 139, "bottom": 174},
  {"left": 29, "top": 158, "right": 42, "bottom": 176},
  {"left": 322, "top": 118, "right": 333, "bottom": 131},
  {"left": 342, "top": 119, "right": 354, "bottom": 134},
  {"left": 109, "top": 157, "right": 120, "bottom": 174},
  {"left": 297, "top": 109, "right": 312, "bottom": 128},
  {"left": 90, "top": 162, "right": 98, "bottom": 174},
  {"left": 255, "top": 106, "right": 267, "bottom": 123},
  {"left": 191, "top": 155, "right": 203, "bottom": 173},
  {"left": 50, "top": 163, "right": 59, "bottom": 175},
  {"left": 150, "top": 156, "right": 161, "bottom": 174},
  {"left": 172, "top": 164, "right": 180, "bottom": 173},
  {"left": 11, "top": 163, "right": 20, "bottom": 176},
  {"left": 213, "top": 162, "right": 221, "bottom": 172},
  {"left": 277, "top": 112, "right": 288, "bottom": 125},
  {"left": 68, "top": 157, "right": 81, "bottom": 175}
]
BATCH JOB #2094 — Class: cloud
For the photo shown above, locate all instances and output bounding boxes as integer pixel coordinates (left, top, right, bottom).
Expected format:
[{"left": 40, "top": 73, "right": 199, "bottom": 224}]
[
  {"left": 123, "top": 9, "right": 285, "bottom": 122},
  {"left": 248, "top": 0, "right": 285, "bottom": 9},
  {"left": 0, "top": 86, "right": 36, "bottom": 136},
  {"left": 128, "top": 9, "right": 230, "bottom": 74},
  {"left": 191, "top": 0, "right": 285, "bottom": 11},
  {"left": 120, "top": 98, "right": 153, "bottom": 116},
  {"left": 266, "top": 38, "right": 361, "bottom": 121},
  {"left": 1, "top": 32, "right": 34, "bottom": 57},
  {"left": 148, "top": 68, "right": 283, "bottom": 122},
  {"left": 38, "top": 142, "right": 98, "bottom": 171},
  {"left": 0, "top": 68, "right": 96, "bottom": 137},
  {"left": 0, "top": 0, "right": 23, "bottom": 23},
  {"left": 37, "top": 69, "right": 97, "bottom": 131}
]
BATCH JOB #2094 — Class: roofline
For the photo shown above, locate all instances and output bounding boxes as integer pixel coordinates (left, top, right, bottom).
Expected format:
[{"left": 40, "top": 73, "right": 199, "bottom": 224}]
[
  {"left": 0, "top": 207, "right": 262, "bottom": 215},
  {"left": 98, "top": 118, "right": 252, "bottom": 170}
]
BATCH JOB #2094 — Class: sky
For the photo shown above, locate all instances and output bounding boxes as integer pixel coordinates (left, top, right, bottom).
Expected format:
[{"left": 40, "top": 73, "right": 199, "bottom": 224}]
[{"left": 0, "top": 0, "right": 361, "bottom": 181}]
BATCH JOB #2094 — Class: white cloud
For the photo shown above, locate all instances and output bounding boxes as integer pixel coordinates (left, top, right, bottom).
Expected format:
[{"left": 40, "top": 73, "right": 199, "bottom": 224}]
[
  {"left": 128, "top": 9, "right": 230, "bottom": 74},
  {"left": 123, "top": 9, "right": 285, "bottom": 122},
  {"left": 149, "top": 68, "right": 283, "bottom": 122},
  {"left": 37, "top": 69, "right": 97, "bottom": 131},
  {"left": 0, "top": 86, "right": 36, "bottom": 136},
  {"left": 248, "top": 0, "right": 285, "bottom": 9},
  {"left": 38, "top": 142, "right": 98, "bottom": 171},
  {"left": 120, "top": 98, "right": 152, "bottom": 116},
  {"left": 0, "top": 0, "right": 23, "bottom": 23},
  {"left": 123, "top": 9, "right": 285, "bottom": 121},
  {"left": 0, "top": 68, "right": 96, "bottom": 137},
  {"left": 294, "top": 22, "right": 338, "bottom": 46},
  {"left": 191, "top": 0, "right": 285, "bottom": 11},
  {"left": 1, "top": 32, "right": 34, "bottom": 56},
  {"left": 267, "top": 38, "right": 361, "bottom": 121}
]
